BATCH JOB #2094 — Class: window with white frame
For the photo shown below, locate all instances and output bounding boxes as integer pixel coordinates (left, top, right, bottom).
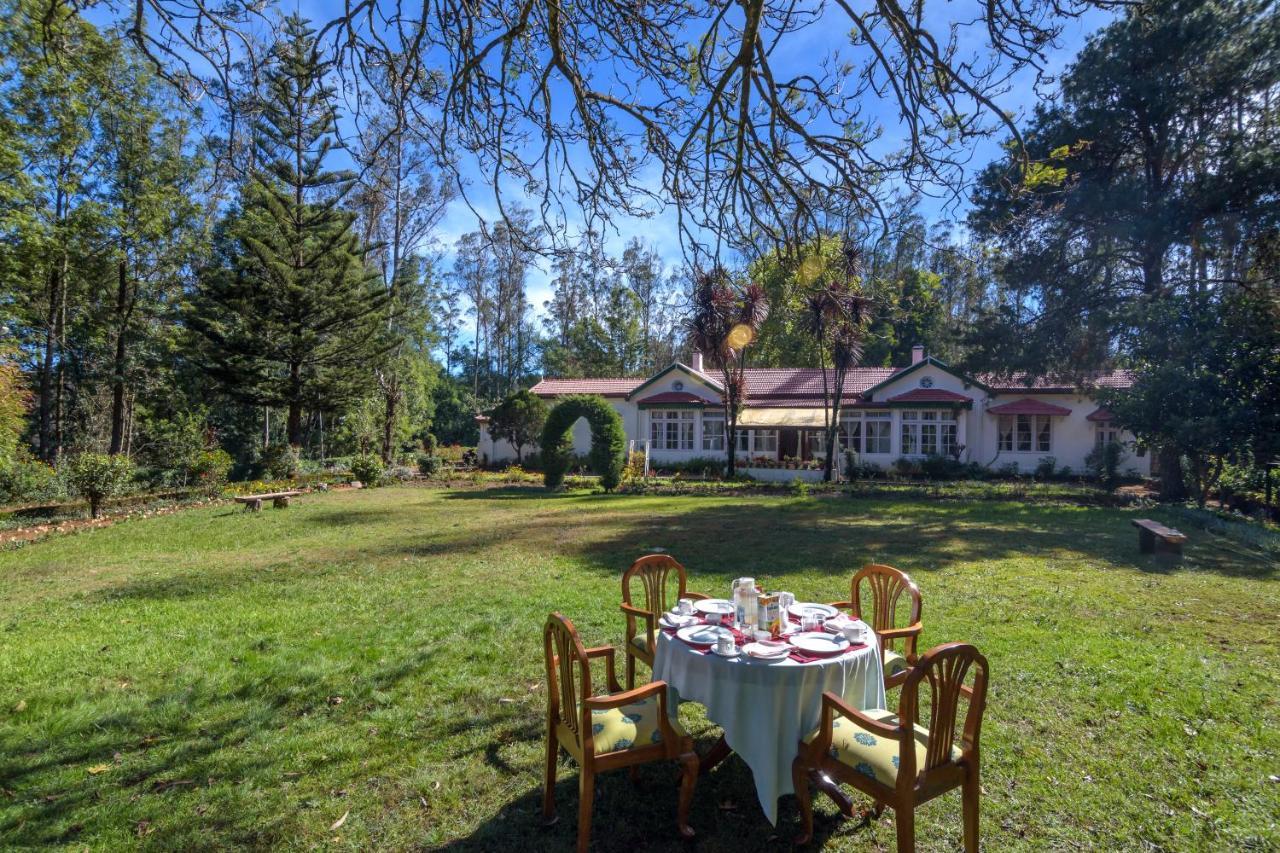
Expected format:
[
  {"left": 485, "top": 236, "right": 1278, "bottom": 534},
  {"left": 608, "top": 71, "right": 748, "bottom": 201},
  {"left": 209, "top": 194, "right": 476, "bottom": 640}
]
[
  {"left": 649, "top": 409, "right": 694, "bottom": 450},
  {"left": 840, "top": 413, "right": 862, "bottom": 454},
  {"left": 999, "top": 414, "right": 1052, "bottom": 452},
  {"left": 1095, "top": 422, "right": 1120, "bottom": 448},
  {"left": 864, "top": 411, "right": 891, "bottom": 454},
  {"left": 702, "top": 414, "right": 725, "bottom": 451},
  {"left": 754, "top": 430, "right": 778, "bottom": 453},
  {"left": 807, "top": 431, "right": 826, "bottom": 457},
  {"left": 901, "top": 410, "right": 958, "bottom": 456}
]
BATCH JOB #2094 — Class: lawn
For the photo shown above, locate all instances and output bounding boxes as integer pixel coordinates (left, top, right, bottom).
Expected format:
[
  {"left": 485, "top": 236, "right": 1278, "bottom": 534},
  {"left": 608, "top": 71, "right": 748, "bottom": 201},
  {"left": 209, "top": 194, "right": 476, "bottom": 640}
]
[{"left": 1, "top": 485, "right": 1276, "bottom": 851}]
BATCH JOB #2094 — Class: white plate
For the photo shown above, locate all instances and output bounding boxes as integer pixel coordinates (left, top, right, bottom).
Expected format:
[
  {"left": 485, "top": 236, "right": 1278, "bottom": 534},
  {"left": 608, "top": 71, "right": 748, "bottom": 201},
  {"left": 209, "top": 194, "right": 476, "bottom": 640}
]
[
  {"left": 693, "top": 599, "right": 734, "bottom": 616},
  {"left": 676, "top": 624, "right": 733, "bottom": 646},
  {"left": 660, "top": 613, "right": 697, "bottom": 629},
  {"left": 742, "top": 642, "right": 790, "bottom": 660},
  {"left": 789, "top": 631, "right": 851, "bottom": 655},
  {"left": 788, "top": 602, "right": 839, "bottom": 621}
]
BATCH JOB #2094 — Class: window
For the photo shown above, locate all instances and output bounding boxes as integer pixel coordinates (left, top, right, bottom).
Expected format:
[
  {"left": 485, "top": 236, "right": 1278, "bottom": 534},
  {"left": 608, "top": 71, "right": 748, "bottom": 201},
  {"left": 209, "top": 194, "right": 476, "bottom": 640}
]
[
  {"left": 901, "top": 410, "right": 958, "bottom": 456},
  {"left": 702, "top": 415, "right": 725, "bottom": 451},
  {"left": 864, "top": 412, "right": 891, "bottom": 454},
  {"left": 1000, "top": 414, "right": 1052, "bottom": 453},
  {"left": 736, "top": 429, "right": 750, "bottom": 452},
  {"left": 900, "top": 411, "right": 919, "bottom": 455},
  {"left": 807, "top": 431, "right": 826, "bottom": 457},
  {"left": 840, "top": 414, "right": 863, "bottom": 454},
  {"left": 1095, "top": 423, "right": 1120, "bottom": 448},
  {"left": 754, "top": 430, "right": 778, "bottom": 453},
  {"left": 649, "top": 409, "right": 694, "bottom": 450}
]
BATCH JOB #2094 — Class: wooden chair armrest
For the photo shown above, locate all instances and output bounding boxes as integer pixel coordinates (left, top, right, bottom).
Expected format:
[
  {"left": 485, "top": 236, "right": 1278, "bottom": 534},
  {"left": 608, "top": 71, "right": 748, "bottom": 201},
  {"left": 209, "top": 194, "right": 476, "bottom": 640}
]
[
  {"left": 583, "top": 645, "right": 620, "bottom": 694},
  {"left": 879, "top": 621, "right": 922, "bottom": 640},
  {"left": 823, "top": 691, "right": 902, "bottom": 738},
  {"left": 826, "top": 600, "right": 853, "bottom": 611},
  {"left": 583, "top": 680, "right": 667, "bottom": 712},
  {"left": 684, "top": 592, "right": 710, "bottom": 601},
  {"left": 619, "top": 603, "right": 657, "bottom": 642},
  {"left": 620, "top": 603, "right": 656, "bottom": 621}
]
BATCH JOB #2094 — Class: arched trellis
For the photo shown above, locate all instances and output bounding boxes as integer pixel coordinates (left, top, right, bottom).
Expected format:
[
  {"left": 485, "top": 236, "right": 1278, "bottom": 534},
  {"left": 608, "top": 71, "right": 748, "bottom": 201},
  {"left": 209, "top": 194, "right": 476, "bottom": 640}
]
[{"left": 540, "top": 395, "right": 626, "bottom": 491}]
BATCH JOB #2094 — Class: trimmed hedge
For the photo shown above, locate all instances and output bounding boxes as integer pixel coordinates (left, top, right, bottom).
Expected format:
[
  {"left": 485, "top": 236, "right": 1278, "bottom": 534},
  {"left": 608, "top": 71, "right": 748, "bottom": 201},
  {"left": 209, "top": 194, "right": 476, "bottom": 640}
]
[{"left": 540, "top": 394, "right": 626, "bottom": 491}]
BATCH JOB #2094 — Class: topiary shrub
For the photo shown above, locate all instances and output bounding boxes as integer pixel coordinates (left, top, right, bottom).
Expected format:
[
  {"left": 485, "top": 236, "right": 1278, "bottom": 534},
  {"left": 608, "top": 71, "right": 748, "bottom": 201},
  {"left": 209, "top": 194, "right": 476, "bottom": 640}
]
[
  {"left": 350, "top": 453, "right": 385, "bottom": 487},
  {"left": 64, "top": 452, "right": 135, "bottom": 518},
  {"left": 260, "top": 443, "right": 300, "bottom": 480},
  {"left": 540, "top": 394, "right": 626, "bottom": 490},
  {"left": 417, "top": 454, "right": 442, "bottom": 477},
  {"left": 1086, "top": 441, "right": 1125, "bottom": 492}
]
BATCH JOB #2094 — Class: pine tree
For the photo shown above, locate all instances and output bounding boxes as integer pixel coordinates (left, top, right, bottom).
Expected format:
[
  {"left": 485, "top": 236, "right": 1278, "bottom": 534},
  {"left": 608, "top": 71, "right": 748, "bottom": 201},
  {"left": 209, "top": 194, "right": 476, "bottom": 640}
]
[{"left": 190, "top": 15, "right": 390, "bottom": 448}]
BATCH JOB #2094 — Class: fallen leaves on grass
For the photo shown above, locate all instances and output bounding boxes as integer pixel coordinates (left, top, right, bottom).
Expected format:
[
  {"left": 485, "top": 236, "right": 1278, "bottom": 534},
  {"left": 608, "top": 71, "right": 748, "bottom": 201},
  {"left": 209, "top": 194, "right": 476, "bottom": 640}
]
[
  {"left": 87, "top": 764, "right": 111, "bottom": 775},
  {"left": 329, "top": 810, "right": 349, "bottom": 830}
]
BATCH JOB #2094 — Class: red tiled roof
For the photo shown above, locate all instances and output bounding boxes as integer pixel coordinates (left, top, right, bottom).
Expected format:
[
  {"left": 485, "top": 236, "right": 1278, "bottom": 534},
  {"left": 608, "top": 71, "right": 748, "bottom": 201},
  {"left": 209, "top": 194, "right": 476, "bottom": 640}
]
[
  {"left": 980, "top": 370, "right": 1135, "bottom": 392},
  {"left": 634, "top": 391, "right": 715, "bottom": 406},
  {"left": 1086, "top": 407, "right": 1114, "bottom": 422},
  {"left": 743, "top": 367, "right": 900, "bottom": 398},
  {"left": 986, "top": 398, "right": 1073, "bottom": 416},
  {"left": 529, "top": 378, "right": 642, "bottom": 397},
  {"left": 885, "top": 388, "right": 973, "bottom": 404}
]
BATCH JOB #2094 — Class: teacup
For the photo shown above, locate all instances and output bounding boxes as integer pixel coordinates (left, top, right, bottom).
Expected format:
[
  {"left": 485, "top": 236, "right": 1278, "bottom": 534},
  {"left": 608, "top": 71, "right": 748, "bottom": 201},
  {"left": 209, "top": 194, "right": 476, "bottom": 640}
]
[
  {"left": 753, "top": 629, "right": 772, "bottom": 644},
  {"left": 676, "top": 598, "right": 694, "bottom": 616},
  {"left": 840, "top": 623, "right": 864, "bottom": 644},
  {"left": 705, "top": 611, "right": 723, "bottom": 626},
  {"left": 715, "top": 633, "right": 734, "bottom": 655}
]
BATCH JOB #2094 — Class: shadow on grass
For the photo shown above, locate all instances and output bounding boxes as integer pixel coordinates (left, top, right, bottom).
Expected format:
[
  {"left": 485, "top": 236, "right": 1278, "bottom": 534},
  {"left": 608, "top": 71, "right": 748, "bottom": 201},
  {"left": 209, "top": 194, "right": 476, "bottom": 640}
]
[{"left": 0, "top": 646, "right": 437, "bottom": 848}]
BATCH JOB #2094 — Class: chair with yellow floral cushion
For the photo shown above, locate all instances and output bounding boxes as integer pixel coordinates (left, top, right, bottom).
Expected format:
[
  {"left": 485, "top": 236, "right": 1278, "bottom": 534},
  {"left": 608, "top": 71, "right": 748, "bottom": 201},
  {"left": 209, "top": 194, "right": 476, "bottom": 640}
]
[
  {"left": 543, "top": 612, "right": 699, "bottom": 853},
  {"left": 830, "top": 563, "right": 923, "bottom": 690},
  {"left": 620, "top": 554, "right": 708, "bottom": 689},
  {"left": 791, "top": 642, "right": 990, "bottom": 851}
]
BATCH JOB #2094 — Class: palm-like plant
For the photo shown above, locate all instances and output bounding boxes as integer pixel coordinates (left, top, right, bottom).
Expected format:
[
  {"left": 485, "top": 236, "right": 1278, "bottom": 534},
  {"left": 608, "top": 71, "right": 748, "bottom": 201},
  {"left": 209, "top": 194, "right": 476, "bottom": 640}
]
[
  {"left": 684, "top": 267, "right": 769, "bottom": 478},
  {"left": 803, "top": 244, "right": 870, "bottom": 482}
]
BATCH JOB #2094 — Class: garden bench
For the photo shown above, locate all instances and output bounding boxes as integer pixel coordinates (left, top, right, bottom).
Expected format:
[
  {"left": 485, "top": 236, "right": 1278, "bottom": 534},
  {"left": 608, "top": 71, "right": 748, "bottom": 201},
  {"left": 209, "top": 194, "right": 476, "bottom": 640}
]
[
  {"left": 234, "top": 490, "right": 302, "bottom": 512},
  {"left": 1131, "top": 518, "right": 1187, "bottom": 556}
]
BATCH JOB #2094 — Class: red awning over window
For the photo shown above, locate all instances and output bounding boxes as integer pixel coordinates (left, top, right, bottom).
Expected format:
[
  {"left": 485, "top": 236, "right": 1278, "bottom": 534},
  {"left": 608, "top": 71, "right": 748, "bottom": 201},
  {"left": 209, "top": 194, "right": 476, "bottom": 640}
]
[
  {"left": 986, "top": 398, "right": 1072, "bottom": 416},
  {"left": 1085, "top": 407, "right": 1114, "bottom": 422}
]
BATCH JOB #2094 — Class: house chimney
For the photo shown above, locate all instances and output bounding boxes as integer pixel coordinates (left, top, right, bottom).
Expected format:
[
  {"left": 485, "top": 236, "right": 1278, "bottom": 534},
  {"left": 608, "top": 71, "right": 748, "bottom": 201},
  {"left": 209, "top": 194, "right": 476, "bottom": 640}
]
[
  {"left": 911, "top": 344, "right": 925, "bottom": 365},
  {"left": 691, "top": 350, "right": 704, "bottom": 372}
]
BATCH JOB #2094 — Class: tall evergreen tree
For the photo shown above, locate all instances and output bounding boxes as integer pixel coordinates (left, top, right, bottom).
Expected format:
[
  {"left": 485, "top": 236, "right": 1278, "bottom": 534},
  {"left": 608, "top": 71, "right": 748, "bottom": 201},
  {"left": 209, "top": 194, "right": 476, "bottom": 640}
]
[{"left": 189, "top": 15, "right": 390, "bottom": 448}]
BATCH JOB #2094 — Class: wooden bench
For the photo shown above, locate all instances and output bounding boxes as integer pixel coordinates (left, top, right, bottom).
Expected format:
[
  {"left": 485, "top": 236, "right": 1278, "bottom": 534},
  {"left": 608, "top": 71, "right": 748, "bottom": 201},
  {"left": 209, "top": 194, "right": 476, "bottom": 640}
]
[
  {"left": 1132, "top": 518, "right": 1187, "bottom": 556},
  {"left": 234, "top": 490, "right": 302, "bottom": 512}
]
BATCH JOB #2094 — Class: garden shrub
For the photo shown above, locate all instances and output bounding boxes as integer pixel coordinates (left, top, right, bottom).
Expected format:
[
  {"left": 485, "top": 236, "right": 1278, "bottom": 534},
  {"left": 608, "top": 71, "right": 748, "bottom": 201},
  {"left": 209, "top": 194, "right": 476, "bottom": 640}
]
[
  {"left": 623, "top": 450, "right": 647, "bottom": 482},
  {"left": 417, "top": 454, "right": 443, "bottom": 477},
  {"left": 350, "top": 453, "right": 385, "bottom": 486},
  {"left": 1086, "top": 441, "right": 1125, "bottom": 492},
  {"left": 260, "top": 443, "right": 301, "bottom": 480},
  {"left": 789, "top": 476, "right": 810, "bottom": 498},
  {"left": 0, "top": 457, "right": 64, "bottom": 505},
  {"left": 190, "top": 448, "right": 233, "bottom": 494},
  {"left": 1034, "top": 456, "right": 1058, "bottom": 481},
  {"left": 63, "top": 452, "right": 135, "bottom": 518},
  {"left": 540, "top": 394, "right": 625, "bottom": 490}
]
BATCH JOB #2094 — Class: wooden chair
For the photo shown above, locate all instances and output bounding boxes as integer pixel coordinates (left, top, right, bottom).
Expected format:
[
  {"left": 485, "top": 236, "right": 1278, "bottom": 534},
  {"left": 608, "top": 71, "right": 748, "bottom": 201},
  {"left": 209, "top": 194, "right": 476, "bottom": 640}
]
[
  {"left": 830, "top": 564, "right": 923, "bottom": 689},
  {"left": 792, "top": 642, "right": 990, "bottom": 851},
  {"left": 543, "top": 612, "right": 699, "bottom": 853},
  {"left": 620, "top": 554, "right": 708, "bottom": 689}
]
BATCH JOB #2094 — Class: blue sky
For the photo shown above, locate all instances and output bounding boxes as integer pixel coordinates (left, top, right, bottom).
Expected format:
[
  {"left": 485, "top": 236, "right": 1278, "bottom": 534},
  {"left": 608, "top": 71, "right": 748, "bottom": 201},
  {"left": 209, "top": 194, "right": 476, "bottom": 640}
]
[{"left": 98, "top": 1, "right": 1116, "bottom": 328}]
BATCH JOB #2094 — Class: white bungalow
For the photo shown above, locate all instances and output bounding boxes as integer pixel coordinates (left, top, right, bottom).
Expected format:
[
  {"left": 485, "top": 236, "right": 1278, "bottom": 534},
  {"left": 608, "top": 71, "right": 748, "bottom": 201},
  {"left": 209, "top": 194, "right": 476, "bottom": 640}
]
[{"left": 477, "top": 345, "right": 1150, "bottom": 479}]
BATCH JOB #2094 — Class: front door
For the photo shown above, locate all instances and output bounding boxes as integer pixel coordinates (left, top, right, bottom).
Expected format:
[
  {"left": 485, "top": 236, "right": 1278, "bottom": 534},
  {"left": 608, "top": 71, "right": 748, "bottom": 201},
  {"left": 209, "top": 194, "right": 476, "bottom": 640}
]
[{"left": 779, "top": 429, "right": 799, "bottom": 461}]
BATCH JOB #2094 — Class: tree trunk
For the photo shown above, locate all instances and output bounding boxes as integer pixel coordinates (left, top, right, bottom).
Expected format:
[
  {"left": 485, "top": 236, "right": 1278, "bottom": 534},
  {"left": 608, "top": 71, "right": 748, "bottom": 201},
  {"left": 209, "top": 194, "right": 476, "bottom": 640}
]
[
  {"left": 381, "top": 386, "right": 397, "bottom": 464},
  {"left": 1157, "top": 445, "right": 1187, "bottom": 502},
  {"left": 287, "top": 402, "right": 303, "bottom": 448},
  {"left": 109, "top": 257, "right": 130, "bottom": 454},
  {"left": 38, "top": 263, "right": 60, "bottom": 461}
]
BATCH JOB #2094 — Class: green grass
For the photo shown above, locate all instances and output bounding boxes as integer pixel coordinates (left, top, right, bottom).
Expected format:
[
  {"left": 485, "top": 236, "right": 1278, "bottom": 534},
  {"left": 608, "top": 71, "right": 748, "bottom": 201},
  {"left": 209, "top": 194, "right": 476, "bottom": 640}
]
[{"left": 1, "top": 485, "right": 1277, "bottom": 851}]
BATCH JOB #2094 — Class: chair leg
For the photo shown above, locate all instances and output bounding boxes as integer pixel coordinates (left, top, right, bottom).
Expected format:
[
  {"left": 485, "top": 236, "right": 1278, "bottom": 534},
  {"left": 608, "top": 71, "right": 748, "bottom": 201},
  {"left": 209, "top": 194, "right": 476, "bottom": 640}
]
[
  {"left": 576, "top": 770, "right": 594, "bottom": 853},
  {"left": 625, "top": 652, "right": 636, "bottom": 691},
  {"left": 542, "top": 728, "right": 559, "bottom": 825},
  {"left": 674, "top": 750, "right": 698, "bottom": 839},
  {"left": 963, "top": 766, "right": 980, "bottom": 852},
  {"left": 895, "top": 804, "right": 915, "bottom": 853},
  {"left": 792, "top": 756, "right": 814, "bottom": 845}
]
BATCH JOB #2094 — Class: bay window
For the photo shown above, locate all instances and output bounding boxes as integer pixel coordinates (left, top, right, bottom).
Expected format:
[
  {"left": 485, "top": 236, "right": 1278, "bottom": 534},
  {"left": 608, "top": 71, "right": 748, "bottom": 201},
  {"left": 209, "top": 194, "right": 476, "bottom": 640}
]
[{"left": 649, "top": 409, "right": 694, "bottom": 450}]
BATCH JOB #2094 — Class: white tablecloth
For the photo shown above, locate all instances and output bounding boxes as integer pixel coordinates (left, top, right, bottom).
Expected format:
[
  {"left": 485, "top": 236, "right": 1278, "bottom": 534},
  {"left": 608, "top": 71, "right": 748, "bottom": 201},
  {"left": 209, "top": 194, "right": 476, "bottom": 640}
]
[{"left": 653, "top": 631, "right": 885, "bottom": 825}]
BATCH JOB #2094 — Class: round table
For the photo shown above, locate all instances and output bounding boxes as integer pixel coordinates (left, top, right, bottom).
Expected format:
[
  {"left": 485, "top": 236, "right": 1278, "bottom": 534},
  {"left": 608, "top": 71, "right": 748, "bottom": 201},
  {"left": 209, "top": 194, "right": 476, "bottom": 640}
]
[{"left": 653, "top": 629, "right": 885, "bottom": 825}]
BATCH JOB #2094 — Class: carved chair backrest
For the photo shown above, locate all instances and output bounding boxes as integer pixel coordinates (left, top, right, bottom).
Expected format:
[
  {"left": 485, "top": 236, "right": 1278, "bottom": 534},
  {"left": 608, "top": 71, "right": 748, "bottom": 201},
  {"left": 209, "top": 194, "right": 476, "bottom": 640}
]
[
  {"left": 544, "top": 612, "right": 592, "bottom": 753},
  {"left": 851, "top": 563, "right": 922, "bottom": 653},
  {"left": 622, "top": 554, "right": 690, "bottom": 616},
  {"left": 896, "top": 642, "right": 989, "bottom": 783}
]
